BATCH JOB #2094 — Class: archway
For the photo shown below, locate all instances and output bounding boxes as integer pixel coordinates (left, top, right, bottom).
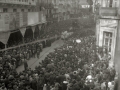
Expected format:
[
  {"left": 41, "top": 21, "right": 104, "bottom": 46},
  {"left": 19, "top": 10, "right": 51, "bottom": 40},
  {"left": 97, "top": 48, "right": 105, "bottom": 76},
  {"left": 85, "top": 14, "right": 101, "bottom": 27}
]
[
  {"left": 0, "top": 42, "right": 5, "bottom": 49},
  {"left": 7, "top": 30, "right": 23, "bottom": 47},
  {"left": 24, "top": 27, "right": 33, "bottom": 43}
]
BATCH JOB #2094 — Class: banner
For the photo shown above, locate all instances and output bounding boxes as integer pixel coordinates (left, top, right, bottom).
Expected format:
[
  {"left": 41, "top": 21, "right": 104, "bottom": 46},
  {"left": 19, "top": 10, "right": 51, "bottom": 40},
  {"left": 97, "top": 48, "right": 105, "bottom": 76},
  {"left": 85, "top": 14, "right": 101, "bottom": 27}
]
[
  {"left": 0, "top": 32, "right": 10, "bottom": 44},
  {"left": 20, "top": 28, "right": 26, "bottom": 37},
  {"left": 28, "top": 12, "right": 39, "bottom": 25}
]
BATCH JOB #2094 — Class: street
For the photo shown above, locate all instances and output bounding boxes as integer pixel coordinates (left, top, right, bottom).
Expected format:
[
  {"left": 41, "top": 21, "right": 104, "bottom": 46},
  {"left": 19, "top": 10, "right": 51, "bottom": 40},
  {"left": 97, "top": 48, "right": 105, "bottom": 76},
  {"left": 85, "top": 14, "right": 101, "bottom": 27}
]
[{"left": 16, "top": 39, "right": 64, "bottom": 73}]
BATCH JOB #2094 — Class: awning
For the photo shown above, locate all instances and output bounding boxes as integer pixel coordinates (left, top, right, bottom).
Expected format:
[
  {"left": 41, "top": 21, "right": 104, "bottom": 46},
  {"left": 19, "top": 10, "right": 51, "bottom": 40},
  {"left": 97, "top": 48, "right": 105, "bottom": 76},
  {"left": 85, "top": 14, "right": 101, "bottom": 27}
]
[
  {"left": 20, "top": 28, "right": 26, "bottom": 37},
  {"left": 0, "top": 32, "right": 10, "bottom": 44}
]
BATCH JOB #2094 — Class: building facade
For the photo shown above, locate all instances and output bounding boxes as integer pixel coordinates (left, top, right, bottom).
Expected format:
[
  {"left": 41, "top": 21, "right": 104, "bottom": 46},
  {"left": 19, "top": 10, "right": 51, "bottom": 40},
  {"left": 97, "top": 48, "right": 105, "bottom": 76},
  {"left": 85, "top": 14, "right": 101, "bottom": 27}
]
[
  {"left": 38, "top": 0, "right": 83, "bottom": 23},
  {"left": 0, "top": 0, "right": 37, "bottom": 12},
  {"left": 95, "top": 0, "right": 120, "bottom": 68},
  {"left": 79, "top": 0, "right": 90, "bottom": 8},
  {"left": 0, "top": 0, "right": 47, "bottom": 49}
]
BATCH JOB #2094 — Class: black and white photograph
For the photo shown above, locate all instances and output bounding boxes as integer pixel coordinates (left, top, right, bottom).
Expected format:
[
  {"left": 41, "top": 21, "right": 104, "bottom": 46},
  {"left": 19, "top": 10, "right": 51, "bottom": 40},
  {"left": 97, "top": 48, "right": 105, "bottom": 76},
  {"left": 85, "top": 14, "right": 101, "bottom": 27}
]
[{"left": 0, "top": 0, "right": 119, "bottom": 90}]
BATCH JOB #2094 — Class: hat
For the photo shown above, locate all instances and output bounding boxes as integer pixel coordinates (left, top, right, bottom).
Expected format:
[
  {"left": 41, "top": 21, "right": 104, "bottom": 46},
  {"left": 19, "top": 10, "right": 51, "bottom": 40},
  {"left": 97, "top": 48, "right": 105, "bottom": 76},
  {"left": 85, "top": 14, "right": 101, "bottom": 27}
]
[{"left": 63, "top": 81, "right": 68, "bottom": 84}]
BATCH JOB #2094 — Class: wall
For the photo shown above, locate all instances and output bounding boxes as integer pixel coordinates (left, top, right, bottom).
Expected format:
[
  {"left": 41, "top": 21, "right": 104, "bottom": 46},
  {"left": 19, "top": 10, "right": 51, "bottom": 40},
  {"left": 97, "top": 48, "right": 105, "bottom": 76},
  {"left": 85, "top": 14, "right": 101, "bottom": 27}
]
[
  {"left": 0, "top": 0, "right": 37, "bottom": 5},
  {"left": 97, "top": 18, "right": 118, "bottom": 66}
]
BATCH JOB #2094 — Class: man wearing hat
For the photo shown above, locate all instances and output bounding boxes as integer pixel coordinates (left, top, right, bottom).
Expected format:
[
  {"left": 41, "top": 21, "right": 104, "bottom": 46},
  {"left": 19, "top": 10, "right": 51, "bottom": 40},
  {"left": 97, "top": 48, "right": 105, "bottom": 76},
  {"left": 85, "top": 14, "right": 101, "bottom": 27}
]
[{"left": 24, "top": 59, "right": 28, "bottom": 71}]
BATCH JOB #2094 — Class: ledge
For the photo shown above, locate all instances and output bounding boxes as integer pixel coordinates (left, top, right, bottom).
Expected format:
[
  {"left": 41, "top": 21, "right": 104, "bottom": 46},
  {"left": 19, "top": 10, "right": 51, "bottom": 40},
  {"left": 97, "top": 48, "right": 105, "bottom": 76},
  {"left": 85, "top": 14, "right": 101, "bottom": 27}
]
[{"left": 100, "top": 7, "right": 117, "bottom": 16}]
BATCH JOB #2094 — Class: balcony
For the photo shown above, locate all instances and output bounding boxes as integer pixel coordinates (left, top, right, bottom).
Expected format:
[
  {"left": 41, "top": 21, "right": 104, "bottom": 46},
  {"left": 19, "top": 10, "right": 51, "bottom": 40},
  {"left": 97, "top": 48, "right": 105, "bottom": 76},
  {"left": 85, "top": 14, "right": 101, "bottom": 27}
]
[{"left": 0, "top": 0, "right": 36, "bottom": 6}]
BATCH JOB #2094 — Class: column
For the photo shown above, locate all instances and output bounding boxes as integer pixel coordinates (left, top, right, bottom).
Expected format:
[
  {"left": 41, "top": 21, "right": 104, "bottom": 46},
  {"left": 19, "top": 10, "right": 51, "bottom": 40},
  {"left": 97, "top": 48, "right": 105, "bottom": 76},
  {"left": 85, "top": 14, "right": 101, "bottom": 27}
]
[
  {"left": 114, "top": 1, "right": 120, "bottom": 89},
  {"left": 22, "top": 37, "right": 24, "bottom": 43},
  {"left": 5, "top": 44, "right": 7, "bottom": 49},
  {"left": 96, "top": 19, "right": 100, "bottom": 46},
  {"left": 32, "top": 26, "right": 36, "bottom": 39},
  {"left": 114, "top": 20, "right": 120, "bottom": 90},
  {"left": 33, "top": 33, "right": 34, "bottom": 39}
]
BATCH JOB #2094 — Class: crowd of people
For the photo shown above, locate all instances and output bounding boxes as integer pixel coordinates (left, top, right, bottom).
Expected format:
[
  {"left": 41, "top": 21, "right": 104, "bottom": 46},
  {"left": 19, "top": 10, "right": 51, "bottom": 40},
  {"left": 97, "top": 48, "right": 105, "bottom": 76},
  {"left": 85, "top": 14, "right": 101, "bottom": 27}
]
[
  {"left": 0, "top": 28, "right": 117, "bottom": 90},
  {"left": 0, "top": 36, "right": 55, "bottom": 90},
  {"left": 0, "top": 13, "right": 117, "bottom": 90}
]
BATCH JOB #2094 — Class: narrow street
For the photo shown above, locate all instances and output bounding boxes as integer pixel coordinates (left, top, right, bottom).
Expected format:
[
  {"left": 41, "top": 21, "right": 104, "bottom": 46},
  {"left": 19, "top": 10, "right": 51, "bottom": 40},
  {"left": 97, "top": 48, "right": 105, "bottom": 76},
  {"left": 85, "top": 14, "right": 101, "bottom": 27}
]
[{"left": 16, "top": 39, "right": 64, "bottom": 73}]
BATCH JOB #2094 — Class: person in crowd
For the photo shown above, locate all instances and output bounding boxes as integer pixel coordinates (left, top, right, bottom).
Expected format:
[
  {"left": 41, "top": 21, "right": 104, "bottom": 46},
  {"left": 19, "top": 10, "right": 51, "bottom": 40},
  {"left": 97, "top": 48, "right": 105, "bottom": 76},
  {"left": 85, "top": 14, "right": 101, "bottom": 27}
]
[{"left": 37, "top": 46, "right": 40, "bottom": 59}]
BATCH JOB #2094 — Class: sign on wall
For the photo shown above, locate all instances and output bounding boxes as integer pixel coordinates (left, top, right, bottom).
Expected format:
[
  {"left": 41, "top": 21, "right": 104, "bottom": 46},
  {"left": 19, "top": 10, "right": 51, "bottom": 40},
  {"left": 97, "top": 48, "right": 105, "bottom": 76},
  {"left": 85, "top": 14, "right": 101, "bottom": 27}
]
[{"left": 28, "top": 12, "right": 39, "bottom": 25}]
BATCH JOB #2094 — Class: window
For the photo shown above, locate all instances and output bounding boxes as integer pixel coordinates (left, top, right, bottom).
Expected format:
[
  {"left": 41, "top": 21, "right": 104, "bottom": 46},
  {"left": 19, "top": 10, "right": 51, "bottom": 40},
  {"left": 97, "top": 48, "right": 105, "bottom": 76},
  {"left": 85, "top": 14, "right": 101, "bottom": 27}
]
[
  {"left": 109, "top": 0, "right": 113, "bottom": 7},
  {"left": 21, "top": 9, "right": 24, "bottom": 12},
  {"left": 13, "top": 9, "right": 17, "bottom": 12},
  {"left": 3, "top": 8, "right": 8, "bottom": 12},
  {"left": 114, "top": 0, "right": 118, "bottom": 7},
  {"left": 28, "top": 9, "right": 31, "bottom": 12},
  {"left": 103, "top": 32, "right": 113, "bottom": 52}
]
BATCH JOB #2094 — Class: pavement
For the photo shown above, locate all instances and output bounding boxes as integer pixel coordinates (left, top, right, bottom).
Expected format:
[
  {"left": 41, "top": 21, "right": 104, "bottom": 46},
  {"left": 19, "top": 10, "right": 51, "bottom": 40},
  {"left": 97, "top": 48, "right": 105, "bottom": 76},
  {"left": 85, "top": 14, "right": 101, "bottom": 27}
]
[{"left": 16, "top": 39, "right": 64, "bottom": 73}]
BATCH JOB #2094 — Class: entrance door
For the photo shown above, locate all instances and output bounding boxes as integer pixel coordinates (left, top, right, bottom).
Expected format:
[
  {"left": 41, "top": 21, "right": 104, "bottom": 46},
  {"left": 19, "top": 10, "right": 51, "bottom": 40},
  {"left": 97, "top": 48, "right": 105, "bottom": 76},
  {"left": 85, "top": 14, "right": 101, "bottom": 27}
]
[{"left": 103, "top": 31, "right": 112, "bottom": 52}]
